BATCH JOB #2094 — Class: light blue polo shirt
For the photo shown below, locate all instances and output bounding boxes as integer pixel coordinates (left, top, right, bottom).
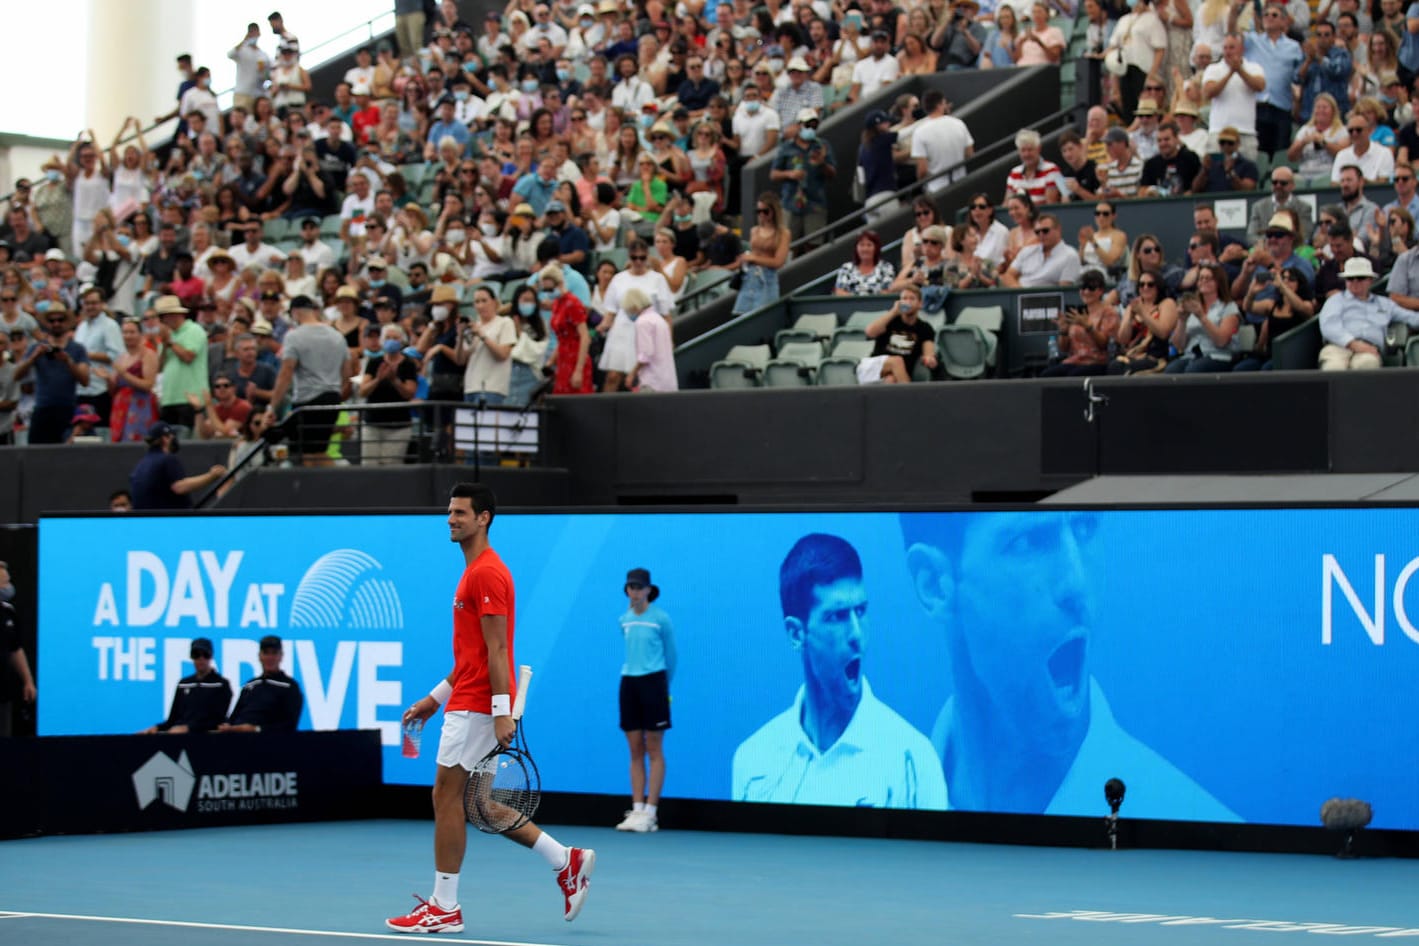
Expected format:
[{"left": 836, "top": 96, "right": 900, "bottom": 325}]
[{"left": 619, "top": 603, "right": 676, "bottom": 680}]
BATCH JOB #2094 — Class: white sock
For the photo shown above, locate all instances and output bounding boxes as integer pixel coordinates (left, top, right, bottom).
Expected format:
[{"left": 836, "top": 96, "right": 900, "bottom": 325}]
[
  {"left": 432, "top": 871, "right": 459, "bottom": 910},
  {"left": 633, "top": 801, "right": 646, "bottom": 813},
  {"left": 644, "top": 803, "right": 658, "bottom": 818},
  {"left": 533, "top": 831, "right": 569, "bottom": 870}
]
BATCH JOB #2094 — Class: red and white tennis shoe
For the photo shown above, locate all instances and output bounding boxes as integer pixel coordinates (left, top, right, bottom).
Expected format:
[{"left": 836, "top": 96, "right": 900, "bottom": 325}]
[
  {"left": 556, "top": 847, "right": 596, "bottom": 921},
  {"left": 386, "top": 894, "right": 464, "bottom": 934}
]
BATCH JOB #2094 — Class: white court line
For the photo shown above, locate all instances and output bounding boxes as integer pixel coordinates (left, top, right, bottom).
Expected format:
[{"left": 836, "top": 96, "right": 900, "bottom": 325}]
[
  {"left": 0, "top": 914, "right": 35, "bottom": 920},
  {"left": 0, "top": 910, "right": 570, "bottom": 946}
]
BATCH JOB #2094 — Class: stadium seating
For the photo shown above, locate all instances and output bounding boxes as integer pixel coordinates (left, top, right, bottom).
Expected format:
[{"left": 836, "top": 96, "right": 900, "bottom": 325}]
[
  {"left": 709, "top": 344, "right": 773, "bottom": 389},
  {"left": 936, "top": 325, "right": 991, "bottom": 380},
  {"left": 763, "top": 341, "right": 825, "bottom": 387}
]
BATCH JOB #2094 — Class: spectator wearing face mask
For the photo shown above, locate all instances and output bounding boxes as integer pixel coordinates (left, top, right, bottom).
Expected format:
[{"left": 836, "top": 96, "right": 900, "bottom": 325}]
[
  {"left": 770, "top": 108, "right": 836, "bottom": 245},
  {"left": 357, "top": 324, "right": 419, "bottom": 465},
  {"left": 456, "top": 284, "right": 517, "bottom": 408},
  {"left": 419, "top": 285, "right": 469, "bottom": 404}
]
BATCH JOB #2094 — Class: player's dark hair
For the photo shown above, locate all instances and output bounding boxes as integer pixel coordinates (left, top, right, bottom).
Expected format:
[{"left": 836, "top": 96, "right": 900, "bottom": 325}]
[
  {"left": 779, "top": 534, "right": 862, "bottom": 621},
  {"left": 450, "top": 482, "right": 496, "bottom": 528}
]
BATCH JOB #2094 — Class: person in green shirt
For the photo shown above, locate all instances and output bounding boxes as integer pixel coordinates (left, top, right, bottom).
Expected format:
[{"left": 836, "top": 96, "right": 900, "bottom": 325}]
[
  {"left": 625, "top": 151, "right": 668, "bottom": 241},
  {"left": 153, "top": 294, "right": 210, "bottom": 436}
]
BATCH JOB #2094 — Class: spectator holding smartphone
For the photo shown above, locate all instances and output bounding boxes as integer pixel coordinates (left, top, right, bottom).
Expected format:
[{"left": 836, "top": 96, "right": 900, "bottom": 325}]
[{"left": 11, "top": 306, "right": 90, "bottom": 444}]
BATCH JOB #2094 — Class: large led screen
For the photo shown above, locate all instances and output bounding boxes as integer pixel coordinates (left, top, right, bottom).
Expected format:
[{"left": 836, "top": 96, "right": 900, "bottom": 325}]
[{"left": 37, "top": 508, "right": 1419, "bottom": 828}]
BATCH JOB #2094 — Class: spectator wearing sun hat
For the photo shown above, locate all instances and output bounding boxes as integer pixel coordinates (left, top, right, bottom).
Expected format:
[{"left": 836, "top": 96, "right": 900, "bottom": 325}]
[
  {"left": 771, "top": 107, "right": 836, "bottom": 243},
  {"left": 153, "top": 294, "right": 209, "bottom": 436},
  {"left": 1319, "top": 256, "right": 1419, "bottom": 369},
  {"left": 769, "top": 55, "right": 825, "bottom": 134}
]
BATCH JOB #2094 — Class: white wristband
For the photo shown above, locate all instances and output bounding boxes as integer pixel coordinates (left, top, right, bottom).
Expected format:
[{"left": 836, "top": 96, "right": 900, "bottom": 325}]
[
  {"left": 430, "top": 680, "right": 452, "bottom": 704},
  {"left": 491, "top": 694, "right": 511, "bottom": 717}
]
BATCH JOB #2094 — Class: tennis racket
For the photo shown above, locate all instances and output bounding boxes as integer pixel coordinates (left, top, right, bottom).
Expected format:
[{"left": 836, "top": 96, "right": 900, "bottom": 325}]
[{"left": 464, "top": 664, "right": 542, "bottom": 834}]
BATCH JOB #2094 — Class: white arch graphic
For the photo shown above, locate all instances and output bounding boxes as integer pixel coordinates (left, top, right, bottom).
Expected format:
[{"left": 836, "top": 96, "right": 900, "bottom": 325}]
[{"left": 289, "top": 549, "right": 405, "bottom": 629}]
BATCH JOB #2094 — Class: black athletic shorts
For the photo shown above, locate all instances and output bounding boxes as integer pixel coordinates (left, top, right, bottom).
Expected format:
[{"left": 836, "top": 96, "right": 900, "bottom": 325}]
[
  {"left": 290, "top": 391, "right": 342, "bottom": 458},
  {"left": 619, "top": 670, "right": 671, "bottom": 732}
]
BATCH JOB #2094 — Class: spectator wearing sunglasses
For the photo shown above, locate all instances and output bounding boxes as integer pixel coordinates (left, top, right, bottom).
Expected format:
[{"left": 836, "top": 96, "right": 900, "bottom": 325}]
[
  {"left": 1231, "top": 209, "right": 1314, "bottom": 312},
  {"left": 1329, "top": 116, "right": 1394, "bottom": 185},
  {"left": 1382, "top": 160, "right": 1419, "bottom": 223},
  {"left": 1226, "top": 2, "right": 1302, "bottom": 160},
  {"left": 11, "top": 306, "right": 90, "bottom": 444},
  {"left": 1317, "top": 256, "right": 1419, "bottom": 368},
  {"left": 964, "top": 193, "right": 1011, "bottom": 267},
  {"left": 191, "top": 373, "right": 253, "bottom": 440},
  {"left": 1195, "top": 125, "right": 1259, "bottom": 192},
  {"left": 1246, "top": 166, "right": 1314, "bottom": 244},
  {"left": 1165, "top": 261, "right": 1240, "bottom": 372},
  {"left": 1235, "top": 264, "right": 1314, "bottom": 371},
  {"left": 1042, "top": 269, "right": 1120, "bottom": 376},
  {"left": 1001, "top": 214, "right": 1082, "bottom": 288}
]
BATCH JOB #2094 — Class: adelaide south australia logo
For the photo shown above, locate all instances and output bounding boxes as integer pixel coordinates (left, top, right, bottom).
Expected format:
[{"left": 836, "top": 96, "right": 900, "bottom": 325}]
[{"left": 132, "top": 750, "right": 299, "bottom": 813}]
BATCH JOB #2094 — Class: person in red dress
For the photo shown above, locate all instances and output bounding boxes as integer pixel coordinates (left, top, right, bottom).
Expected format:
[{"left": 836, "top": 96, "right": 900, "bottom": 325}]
[
  {"left": 387, "top": 483, "right": 596, "bottom": 935},
  {"left": 543, "top": 264, "right": 594, "bottom": 394},
  {"left": 109, "top": 318, "right": 160, "bottom": 442}
]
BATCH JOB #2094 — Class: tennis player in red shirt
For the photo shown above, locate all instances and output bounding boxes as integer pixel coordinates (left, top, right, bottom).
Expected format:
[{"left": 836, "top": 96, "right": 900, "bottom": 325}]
[{"left": 387, "top": 483, "right": 595, "bottom": 933}]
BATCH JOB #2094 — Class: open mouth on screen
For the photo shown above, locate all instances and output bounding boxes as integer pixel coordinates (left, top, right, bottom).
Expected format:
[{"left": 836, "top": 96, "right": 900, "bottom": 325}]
[
  {"left": 844, "top": 655, "right": 862, "bottom": 687},
  {"left": 1047, "top": 633, "right": 1086, "bottom": 714}
]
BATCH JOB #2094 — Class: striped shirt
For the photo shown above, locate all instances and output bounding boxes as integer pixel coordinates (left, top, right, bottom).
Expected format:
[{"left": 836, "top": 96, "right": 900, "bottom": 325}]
[
  {"left": 1006, "top": 159, "right": 1065, "bottom": 203},
  {"left": 1099, "top": 155, "right": 1144, "bottom": 197}
]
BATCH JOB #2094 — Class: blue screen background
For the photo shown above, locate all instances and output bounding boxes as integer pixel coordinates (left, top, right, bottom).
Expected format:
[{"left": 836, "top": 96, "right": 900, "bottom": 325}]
[{"left": 36, "top": 508, "right": 1419, "bottom": 828}]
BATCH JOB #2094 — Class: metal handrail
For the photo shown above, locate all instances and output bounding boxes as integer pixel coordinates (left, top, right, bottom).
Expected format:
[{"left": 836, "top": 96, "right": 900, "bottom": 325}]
[
  {"left": 194, "top": 395, "right": 548, "bottom": 507},
  {"left": 784, "top": 102, "right": 1084, "bottom": 256},
  {"left": 676, "top": 103, "right": 1084, "bottom": 313}
]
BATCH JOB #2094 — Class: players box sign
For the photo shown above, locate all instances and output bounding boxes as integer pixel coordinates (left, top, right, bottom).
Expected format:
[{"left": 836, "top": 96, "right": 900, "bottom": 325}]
[{"left": 36, "top": 509, "right": 1419, "bottom": 829}]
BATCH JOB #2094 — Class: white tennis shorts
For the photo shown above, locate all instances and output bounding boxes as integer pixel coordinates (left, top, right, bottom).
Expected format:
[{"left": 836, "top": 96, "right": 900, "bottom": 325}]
[
  {"left": 437, "top": 711, "right": 497, "bottom": 770},
  {"left": 856, "top": 355, "right": 888, "bottom": 385}
]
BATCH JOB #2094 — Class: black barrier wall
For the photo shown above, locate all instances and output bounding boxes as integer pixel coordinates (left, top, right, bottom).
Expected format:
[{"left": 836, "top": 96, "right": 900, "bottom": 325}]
[
  {"left": 550, "top": 369, "right": 1419, "bottom": 505},
  {"left": 7, "top": 368, "right": 1419, "bottom": 519},
  {"left": 0, "top": 730, "right": 381, "bottom": 838},
  {"left": 0, "top": 442, "right": 232, "bottom": 523}
]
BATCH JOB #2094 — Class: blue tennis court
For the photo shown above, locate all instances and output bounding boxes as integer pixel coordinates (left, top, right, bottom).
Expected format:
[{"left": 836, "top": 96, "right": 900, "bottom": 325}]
[{"left": 4, "top": 821, "right": 1419, "bottom": 945}]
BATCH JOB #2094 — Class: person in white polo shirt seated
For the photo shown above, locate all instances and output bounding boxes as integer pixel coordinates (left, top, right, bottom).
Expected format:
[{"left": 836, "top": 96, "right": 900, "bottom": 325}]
[
  {"left": 730, "top": 533, "right": 947, "bottom": 809},
  {"left": 1000, "top": 213, "right": 1082, "bottom": 287},
  {"left": 1330, "top": 114, "right": 1396, "bottom": 185}
]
